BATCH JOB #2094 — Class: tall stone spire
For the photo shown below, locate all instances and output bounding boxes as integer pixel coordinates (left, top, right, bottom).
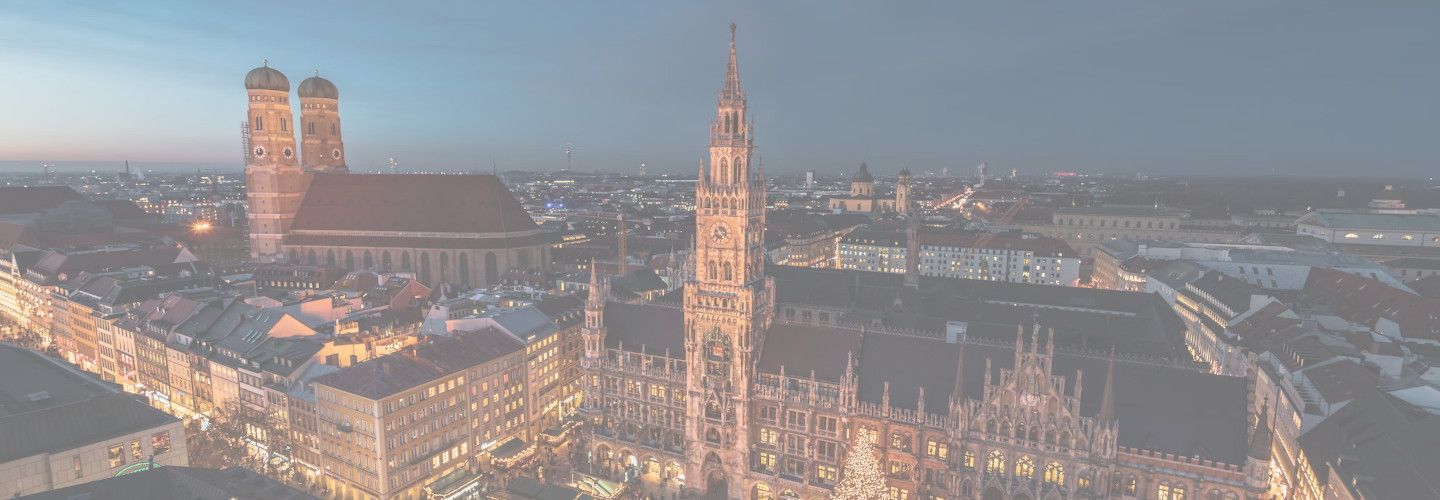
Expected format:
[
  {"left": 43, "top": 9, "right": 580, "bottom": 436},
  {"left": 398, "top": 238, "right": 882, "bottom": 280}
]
[
  {"left": 587, "top": 257, "right": 605, "bottom": 311},
  {"left": 722, "top": 22, "right": 743, "bottom": 100}
]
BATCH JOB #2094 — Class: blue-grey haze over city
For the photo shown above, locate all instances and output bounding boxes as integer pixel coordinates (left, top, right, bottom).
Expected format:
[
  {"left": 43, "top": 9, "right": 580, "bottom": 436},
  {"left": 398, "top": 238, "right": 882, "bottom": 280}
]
[{"left": 0, "top": 1, "right": 1436, "bottom": 175}]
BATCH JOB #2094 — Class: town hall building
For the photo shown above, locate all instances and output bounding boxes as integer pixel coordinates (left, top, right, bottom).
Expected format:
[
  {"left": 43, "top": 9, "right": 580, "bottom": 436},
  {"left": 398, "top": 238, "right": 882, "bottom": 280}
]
[{"left": 579, "top": 25, "right": 1272, "bottom": 500}]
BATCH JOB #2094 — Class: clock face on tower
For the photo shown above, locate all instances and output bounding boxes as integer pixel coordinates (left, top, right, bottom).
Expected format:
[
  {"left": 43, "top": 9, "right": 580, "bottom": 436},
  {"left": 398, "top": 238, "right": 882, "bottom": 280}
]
[
  {"left": 252, "top": 146, "right": 267, "bottom": 159},
  {"left": 282, "top": 147, "right": 294, "bottom": 159},
  {"left": 331, "top": 148, "right": 342, "bottom": 160},
  {"left": 711, "top": 223, "right": 731, "bottom": 244}
]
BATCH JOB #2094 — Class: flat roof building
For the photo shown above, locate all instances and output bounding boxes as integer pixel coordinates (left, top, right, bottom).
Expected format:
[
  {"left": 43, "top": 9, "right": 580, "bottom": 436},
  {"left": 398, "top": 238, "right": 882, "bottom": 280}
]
[{"left": 0, "top": 345, "right": 187, "bottom": 498}]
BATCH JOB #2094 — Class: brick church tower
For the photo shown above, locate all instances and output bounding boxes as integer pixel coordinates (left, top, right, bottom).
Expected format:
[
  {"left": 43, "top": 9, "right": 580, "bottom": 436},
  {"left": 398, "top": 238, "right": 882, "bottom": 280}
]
[
  {"left": 298, "top": 72, "right": 349, "bottom": 173},
  {"left": 683, "top": 24, "right": 775, "bottom": 498},
  {"left": 244, "top": 62, "right": 308, "bottom": 262}
]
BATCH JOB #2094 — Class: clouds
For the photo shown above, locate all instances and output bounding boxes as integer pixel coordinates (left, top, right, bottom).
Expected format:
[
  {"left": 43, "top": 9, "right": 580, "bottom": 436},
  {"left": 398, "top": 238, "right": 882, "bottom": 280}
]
[{"left": 0, "top": 1, "right": 1434, "bottom": 176}]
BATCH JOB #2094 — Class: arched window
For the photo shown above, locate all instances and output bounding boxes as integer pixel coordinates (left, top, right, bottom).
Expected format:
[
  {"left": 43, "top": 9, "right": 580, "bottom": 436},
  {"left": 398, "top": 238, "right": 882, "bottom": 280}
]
[
  {"left": 484, "top": 252, "right": 498, "bottom": 285},
  {"left": 307, "top": 122, "right": 315, "bottom": 135},
  {"left": 330, "top": 123, "right": 336, "bottom": 135},
  {"left": 306, "top": 250, "right": 317, "bottom": 266},
  {"left": 708, "top": 261, "right": 717, "bottom": 280},
  {"left": 733, "top": 157, "right": 741, "bottom": 183},
  {"left": 288, "top": 249, "right": 298, "bottom": 263},
  {"left": 325, "top": 250, "right": 336, "bottom": 267},
  {"left": 985, "top": 450, "right": 1004, "bottom": 475},
  {"left": 962, "top": 450, "right": 976, "bottom": 469},
  {"left": 1043, "top": 462, "right": 1064, "bottom": 484},
  {"left": 1014, "top": 455, "right": 1034, "bottom": 478},
  {"left": 280, "top": 119, "right": 287, "bottom": 132},
  {"left": 344, "top": 250, "right": 354, "bottom": 270},
  {"left": 363, "top": 250, "right": 373, "bottom": 270},
  {"left": 723, "top": 262, "right": 733, "bottom": 281},
  {"left": 720, "top": 158, "right": 729, "bottom": 184},
  {"left": 458, "top": 253, "right": 469, "bottom": 288},
  {"left": 401, "top": 251, "right": 411, "bottom": 271},
  {"left": 254, "top": 116, "right": 264, "bottom": 131},
  {"left": 382, "top": 251, "right": 392, "bottom": 271},
  {"left": 420, "top": 253, "right": 431, "bottom": 284}
]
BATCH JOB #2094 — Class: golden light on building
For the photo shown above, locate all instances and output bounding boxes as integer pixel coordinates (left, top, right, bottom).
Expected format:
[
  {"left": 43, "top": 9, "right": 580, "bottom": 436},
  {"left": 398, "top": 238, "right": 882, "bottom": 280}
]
[{"left": 189, "top": 220, "right": 213, "bottom": 234}]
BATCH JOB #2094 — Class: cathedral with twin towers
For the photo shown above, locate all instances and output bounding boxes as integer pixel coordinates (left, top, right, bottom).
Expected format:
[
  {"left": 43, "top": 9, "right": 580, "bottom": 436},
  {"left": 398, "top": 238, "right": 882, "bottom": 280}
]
[
  {"left": 242, "top": 63, "right": 549, "bottom": 288},
  {"left": 579, "top": 25, "right": 1273, "bottom": 500}
]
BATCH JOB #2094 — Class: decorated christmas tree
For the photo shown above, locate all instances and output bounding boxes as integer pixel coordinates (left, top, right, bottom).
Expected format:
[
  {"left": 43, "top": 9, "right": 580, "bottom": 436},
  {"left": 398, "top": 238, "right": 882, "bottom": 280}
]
[{"left": 832, "top": 429, "right": 888, "bottom": 499}]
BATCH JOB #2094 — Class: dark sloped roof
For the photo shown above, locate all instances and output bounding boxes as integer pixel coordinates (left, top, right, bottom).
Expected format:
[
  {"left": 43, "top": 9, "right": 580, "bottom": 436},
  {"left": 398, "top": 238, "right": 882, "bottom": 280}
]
[
  {"left": 1299, "top": 387, "right": 1440, "bottom": 500},
  {"left": 602, "top": 301, "right": 684, "bottom": 355},
  {"left": 290, "top": 173, "right": 538, "bottom": 235},
  {"left": 756, "top": 323, "right": 861, "bottom": 381},
  {"left": 0, "top": 345, "right": 178, "bottom": 460},
  {"left": 19, "top": 466, "right": 317, "bottom": 500},
  {"left": 315, "top": 328, "right": 523, "bottom": 399}
]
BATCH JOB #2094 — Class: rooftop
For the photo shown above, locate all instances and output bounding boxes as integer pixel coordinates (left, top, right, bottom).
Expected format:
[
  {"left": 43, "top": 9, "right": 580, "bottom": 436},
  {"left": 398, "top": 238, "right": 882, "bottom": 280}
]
[
  {"left": 0, "top": 345, "right": 178, "bottom": 462},
  {"left": 1299, "top": 210, "right": 1440, "bottom": 232},
  {"left": 290, "top": 173, "right": 539, "bottom": 235}
]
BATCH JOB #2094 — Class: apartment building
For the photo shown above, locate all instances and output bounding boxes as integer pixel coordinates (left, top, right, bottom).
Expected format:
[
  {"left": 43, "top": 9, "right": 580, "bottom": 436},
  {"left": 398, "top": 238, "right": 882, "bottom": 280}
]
[{"left": 311, "top": 327, "right": 527, "bottom": 500}]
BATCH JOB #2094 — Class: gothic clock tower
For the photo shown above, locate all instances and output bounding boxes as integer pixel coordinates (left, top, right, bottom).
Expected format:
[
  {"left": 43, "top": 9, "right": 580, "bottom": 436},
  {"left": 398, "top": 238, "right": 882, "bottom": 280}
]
[{"left": 683, "top": 24, "right": 774, "bottom": 498}]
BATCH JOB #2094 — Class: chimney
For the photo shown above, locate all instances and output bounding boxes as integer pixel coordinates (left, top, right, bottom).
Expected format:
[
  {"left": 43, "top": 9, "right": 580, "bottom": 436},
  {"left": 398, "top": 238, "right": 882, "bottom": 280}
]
[{"left": 945, "top": 321, "right": 967, "bottom": 344}]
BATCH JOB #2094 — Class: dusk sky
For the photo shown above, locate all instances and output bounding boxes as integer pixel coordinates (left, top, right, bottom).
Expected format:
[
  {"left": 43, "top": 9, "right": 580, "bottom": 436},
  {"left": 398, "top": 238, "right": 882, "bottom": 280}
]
[{"left": 1, "top": 2, "right": 1435, "bottom": 176}]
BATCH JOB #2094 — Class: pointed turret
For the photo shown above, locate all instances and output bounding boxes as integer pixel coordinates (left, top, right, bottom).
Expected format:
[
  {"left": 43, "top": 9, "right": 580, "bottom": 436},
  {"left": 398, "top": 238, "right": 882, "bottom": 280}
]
[
  {"left": 587, "top": 257, "right": 605, "bottom": 311},
  {"left": 1099, "top": 349, "right": 1117, "bottom": 423},
  {"left": 1249, "top": 402, "right": 1274, "bottom": 461},
  {"left": 949, "top": 338, "right": 967, "bottom": 409},
  {"left": 582, "top": 257, "right": 608, "bottom": 361},
  {"left": 722, "top": 22, "right": 743, "bottom": 100}
]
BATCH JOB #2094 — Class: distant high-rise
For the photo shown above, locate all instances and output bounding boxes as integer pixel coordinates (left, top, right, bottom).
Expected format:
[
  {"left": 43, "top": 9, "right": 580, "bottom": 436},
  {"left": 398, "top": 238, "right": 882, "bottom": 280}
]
[{"left": 805, "top": 170, "right": 815, "bottom": 189}]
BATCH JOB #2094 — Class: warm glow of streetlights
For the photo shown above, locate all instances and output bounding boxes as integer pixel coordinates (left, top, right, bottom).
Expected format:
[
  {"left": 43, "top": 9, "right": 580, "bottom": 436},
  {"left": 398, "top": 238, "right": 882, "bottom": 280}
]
[{"left": 190, "top": 220, "right": 213, "bottom": 233}]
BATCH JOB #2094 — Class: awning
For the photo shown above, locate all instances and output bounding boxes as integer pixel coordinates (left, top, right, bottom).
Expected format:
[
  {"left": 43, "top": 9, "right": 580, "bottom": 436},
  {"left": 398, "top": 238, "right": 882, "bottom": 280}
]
[{"left": 491, "top": 438, "right": 537, "bottom": 469}]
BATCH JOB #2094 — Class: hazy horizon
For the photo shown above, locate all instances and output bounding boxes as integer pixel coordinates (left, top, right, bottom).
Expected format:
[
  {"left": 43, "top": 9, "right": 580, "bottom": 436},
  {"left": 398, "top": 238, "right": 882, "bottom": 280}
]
[{"left": 2, "top": 2, "right": 1435, "bottom": 176}]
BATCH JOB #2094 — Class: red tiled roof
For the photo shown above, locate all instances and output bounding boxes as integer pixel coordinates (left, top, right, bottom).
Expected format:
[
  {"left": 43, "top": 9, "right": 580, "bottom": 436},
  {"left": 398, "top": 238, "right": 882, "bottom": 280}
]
[
  {"left": 284, "top": 232, "right": 549, "bottom": 250},
  {"left": 290, "top": 173, "right": 538, "bottom": 234}
]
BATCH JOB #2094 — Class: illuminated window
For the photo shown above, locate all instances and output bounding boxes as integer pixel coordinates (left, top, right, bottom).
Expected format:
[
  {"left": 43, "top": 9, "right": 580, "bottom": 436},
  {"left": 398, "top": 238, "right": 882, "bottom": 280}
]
[
  {"left": 759, "top": 427, "right": 778, "bottom": 446},
  {"left": 108, "top": 443, "right": 125, "bottom": 468},
  {"left": 1373, "top": 234, "right": 1384, "bottom": 239},
  {"left": 962, "top": 450, "right": 976, "bottom": 469},
  {"left": 1158, "top": 482, "right": 1187, "bottom": 500},
  {"left": 1044, "top": 462, "right": 1065, "bottom": 484},
  {"left": 985, "top": 450, "right": 1005, "bottom": 474},
  {"left": 1014, "top": 455, "right": 1035, "bottom": 478}
]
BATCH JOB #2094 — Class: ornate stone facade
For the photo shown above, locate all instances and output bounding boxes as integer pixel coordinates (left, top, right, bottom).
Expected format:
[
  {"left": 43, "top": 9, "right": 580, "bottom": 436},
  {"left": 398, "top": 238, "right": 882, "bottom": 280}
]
[{"left": 579, "top": 25, "right": 1273, "bottom": 500}]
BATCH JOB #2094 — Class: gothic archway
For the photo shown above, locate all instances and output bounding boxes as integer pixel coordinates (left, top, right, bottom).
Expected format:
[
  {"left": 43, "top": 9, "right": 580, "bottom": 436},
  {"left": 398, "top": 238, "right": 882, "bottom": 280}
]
[
  {"left": 982, "top": 487, "right": 1005, "bottom": 500},
  {"left": 703, "top": 452, "right": 726, "bottom": 498}
]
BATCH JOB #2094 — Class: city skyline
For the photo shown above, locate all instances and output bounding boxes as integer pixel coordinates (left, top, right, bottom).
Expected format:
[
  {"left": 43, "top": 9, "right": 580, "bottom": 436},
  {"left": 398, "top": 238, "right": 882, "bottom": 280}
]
[{"left": 1, "top": 2, "right": 1437, "bottom": 177}]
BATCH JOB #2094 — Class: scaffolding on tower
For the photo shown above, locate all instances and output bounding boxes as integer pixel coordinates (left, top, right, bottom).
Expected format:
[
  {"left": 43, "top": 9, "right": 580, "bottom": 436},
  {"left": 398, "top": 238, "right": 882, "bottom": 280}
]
[{"left": 240, "top": 121, "right": 252, "bottom": 164}]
